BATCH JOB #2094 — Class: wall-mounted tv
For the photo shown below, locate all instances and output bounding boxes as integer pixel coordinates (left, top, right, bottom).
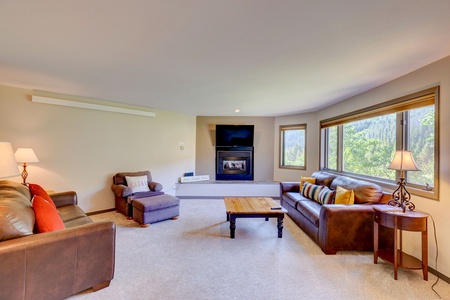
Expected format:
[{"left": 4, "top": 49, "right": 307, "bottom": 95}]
[{"left": 216, "top": 125, "right": 254, "bottom": 147}]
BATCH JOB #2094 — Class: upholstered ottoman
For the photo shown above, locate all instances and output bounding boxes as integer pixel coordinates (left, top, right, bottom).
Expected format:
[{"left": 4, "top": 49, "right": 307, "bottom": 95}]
[{"left": 132, "top": 194, "right": 180, "bottom": 227}]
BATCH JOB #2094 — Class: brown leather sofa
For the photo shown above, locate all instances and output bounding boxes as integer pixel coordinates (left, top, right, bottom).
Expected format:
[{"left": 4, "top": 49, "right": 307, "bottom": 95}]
[
  {"left": 0, "top": 180, "right": 116, "bottom": 300},
  {"left": 280, "top": 171, "right": 393, "bottom": 254}
]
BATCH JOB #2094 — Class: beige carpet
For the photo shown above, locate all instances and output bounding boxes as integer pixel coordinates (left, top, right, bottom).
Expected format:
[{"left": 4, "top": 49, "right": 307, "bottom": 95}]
[{"left": 69, "top": 199, "right": 449, "bottom": 300}]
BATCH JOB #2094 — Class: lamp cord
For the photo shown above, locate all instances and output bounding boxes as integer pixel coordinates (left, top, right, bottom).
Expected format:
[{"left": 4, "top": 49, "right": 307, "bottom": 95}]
[{"left": 428, "top": 213, "right": 441, "bottom": 299}]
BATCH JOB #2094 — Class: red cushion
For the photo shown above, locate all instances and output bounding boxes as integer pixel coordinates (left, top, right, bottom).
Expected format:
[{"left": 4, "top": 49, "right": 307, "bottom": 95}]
[
  {"left": 29, "top": 183, "right": 56, "bottom": 208},
  {"left": 32, "top": 195, "right": 65, "bottom": 232}
]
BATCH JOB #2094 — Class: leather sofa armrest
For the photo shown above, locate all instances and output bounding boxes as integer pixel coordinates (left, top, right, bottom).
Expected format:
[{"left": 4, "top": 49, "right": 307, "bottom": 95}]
[
  {"left": 0, "top": 221, "right": 116, "bottom": 299},
  {"left": 111, "top": 184, "right": 132, "bottom": 197},
  {"left": 280, "top": 182, "right": 300, "bottom": 199},
  {"left": 50, "top": 191, "right": 78, "bottom": 207},
  {"left": 318, "top": 204, "right": 377, "bottom": 254},
  {"left": 149, "top": 181, "right": 163, "bottom": 192}
]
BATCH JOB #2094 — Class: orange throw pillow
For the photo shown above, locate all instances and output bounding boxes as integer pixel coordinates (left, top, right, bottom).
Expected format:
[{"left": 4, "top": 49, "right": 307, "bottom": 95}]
[
  {"left": 29, "top": 183, "right": 56, "bottom": 208},
  {"left": 32, "top": 195, "right": 65, "bottom": 232}
]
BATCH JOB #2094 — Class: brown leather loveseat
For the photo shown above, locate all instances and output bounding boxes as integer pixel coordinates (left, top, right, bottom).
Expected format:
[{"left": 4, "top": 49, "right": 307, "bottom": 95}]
[
  {"left": 0, "top": 180, "right": 116, "bottom": 300},
  {"left": 280, "top": 171, "right": 393, "bottom": 254}
]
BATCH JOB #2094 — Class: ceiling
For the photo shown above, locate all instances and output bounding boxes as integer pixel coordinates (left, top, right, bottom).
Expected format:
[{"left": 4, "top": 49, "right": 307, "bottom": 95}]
[{"left": 1, "top": 1, "right": 450, "bottom": 117}]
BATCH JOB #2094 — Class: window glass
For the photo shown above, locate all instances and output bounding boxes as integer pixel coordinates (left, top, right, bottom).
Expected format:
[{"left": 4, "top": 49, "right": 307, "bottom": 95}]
[
  {"left": 407, "top": 105, "right": 435, "bottom": 187},
  {"left": 326, "top": 126, "right": 337, "bottom": 170},
  {"left": 280, "top": 125, "right": 306, "bottom": 169},
  {"left": 342, "top": 114, "right": 396, "bottom": 180}
]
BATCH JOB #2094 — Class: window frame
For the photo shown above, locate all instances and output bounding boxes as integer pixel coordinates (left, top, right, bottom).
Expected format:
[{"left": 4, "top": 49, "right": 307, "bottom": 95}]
[
  {"left": 320, "top": 87, "right": 439, "bottom": 200},
  {"left": 279, "top": 123, "right": 307, "bottom": 170}
]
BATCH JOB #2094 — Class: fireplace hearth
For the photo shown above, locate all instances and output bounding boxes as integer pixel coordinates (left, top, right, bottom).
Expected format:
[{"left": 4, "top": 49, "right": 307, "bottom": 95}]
[{"left": 216, "top": 146, "right": 253, "bottom": 181}]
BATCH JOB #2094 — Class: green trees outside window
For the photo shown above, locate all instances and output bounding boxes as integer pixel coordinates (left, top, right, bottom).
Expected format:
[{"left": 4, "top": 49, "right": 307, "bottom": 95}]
[
  {"left": 280, "top": 124, "right": 306, "bottom": 169},
  {"left": 320, "top": 87, "right": 438, "bottom": 198}
]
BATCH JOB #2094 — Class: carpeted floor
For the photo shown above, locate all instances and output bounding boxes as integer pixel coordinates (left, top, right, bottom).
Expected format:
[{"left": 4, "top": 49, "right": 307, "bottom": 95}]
[{"left": 69, "top": 199, "right": 449, "bottom": 300}]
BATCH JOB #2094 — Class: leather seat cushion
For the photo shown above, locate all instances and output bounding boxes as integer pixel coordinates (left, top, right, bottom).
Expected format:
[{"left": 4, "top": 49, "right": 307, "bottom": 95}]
[{"left": 296, "top": 200, "right": 321, "bottom": 227}]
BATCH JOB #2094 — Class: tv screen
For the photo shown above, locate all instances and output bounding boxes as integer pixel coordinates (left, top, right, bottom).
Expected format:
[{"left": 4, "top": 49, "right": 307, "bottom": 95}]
[{"left": 216, "top": 125, "right": 254, "bottom": 147}]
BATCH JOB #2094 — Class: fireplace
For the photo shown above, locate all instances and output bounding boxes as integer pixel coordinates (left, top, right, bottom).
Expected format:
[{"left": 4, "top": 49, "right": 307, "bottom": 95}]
[{"left": 216, "top": 146, "right": 253, "bottom": 181}]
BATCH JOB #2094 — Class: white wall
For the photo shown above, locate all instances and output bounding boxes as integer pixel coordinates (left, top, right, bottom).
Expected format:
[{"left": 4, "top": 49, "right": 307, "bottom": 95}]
[
  {"left": 274, "top": 55, "right": 450, "bottom": 279},
  {"left": 195, "top": 116, "right": 275, "bottom": 181},
  {"left": 0, "top": 84, "right": 196, "bottom": 213}
]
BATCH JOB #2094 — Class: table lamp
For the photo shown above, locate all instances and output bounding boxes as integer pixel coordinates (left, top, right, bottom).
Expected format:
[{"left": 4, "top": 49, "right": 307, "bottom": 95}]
[
  {"left": 0, "top": 142, "right": 20, "bottom": 179},
  {"left": 14, "top": 148, "right": 39, "bottom": 185},
  {"left": 387, "top": 150, "right": 420, "bottom": 212}
]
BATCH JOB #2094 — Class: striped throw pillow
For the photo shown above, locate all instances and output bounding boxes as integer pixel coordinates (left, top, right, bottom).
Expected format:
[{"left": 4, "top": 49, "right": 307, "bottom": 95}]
[
  {"left": 301, "top": 182, "right": 324, "bottom": 202},
  {"left": 318, "top": 187, "right": 336, "bottom": 205}
]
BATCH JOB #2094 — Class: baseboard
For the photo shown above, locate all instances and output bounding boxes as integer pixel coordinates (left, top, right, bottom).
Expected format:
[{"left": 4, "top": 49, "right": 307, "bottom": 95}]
[
  {"left": 429, "top": 266, "right": 450, "bottom": 284},
  {"left": 178, "top": 196, "right": 280, "bottom": 200},
  {"left": 87, "top": 208, "right": 116, "bottom": 216}
]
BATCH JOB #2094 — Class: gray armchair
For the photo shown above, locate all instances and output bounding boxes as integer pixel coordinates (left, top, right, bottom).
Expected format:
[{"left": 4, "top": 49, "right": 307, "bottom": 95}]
[{"left": 111, "top": 171, "right": 164, "bottom": 219}]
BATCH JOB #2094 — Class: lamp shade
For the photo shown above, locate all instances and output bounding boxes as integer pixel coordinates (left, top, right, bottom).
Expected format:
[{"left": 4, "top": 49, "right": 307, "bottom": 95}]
[
  {"left": 0, "top": 142, "right": 20, "bottom": 179},
  {"left": 388, "top": 150, "right": 420, "bottom": 171},
  {"left": 14, "top": 148, "right": 39, "bottom": 163}
]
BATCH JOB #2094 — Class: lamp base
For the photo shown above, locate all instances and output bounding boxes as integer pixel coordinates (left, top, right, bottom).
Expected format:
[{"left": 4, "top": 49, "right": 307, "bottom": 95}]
[
  {"left": 21, "top": 163, "right": 28, "bottom": 185},
  {"left": 388, "top": 177, "right": 415, "bottom": 213}
]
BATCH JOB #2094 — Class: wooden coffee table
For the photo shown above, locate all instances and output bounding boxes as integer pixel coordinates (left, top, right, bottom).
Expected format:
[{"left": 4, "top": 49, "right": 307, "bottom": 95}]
[{"left": 224, "top": 197, "right": 287, "bottom": 238}]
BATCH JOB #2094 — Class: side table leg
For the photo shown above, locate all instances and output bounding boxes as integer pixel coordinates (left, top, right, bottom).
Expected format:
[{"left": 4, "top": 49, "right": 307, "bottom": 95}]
[
  {"left": 230, "top": 215, "right": 236, "bottom": 239},
  {"left": 277, "top": 215, "right": 284, "bottom": 238},
  {"left": 374, "top": 221, "right": 379, "bottom": 264},
  {"left": 422, "top": 229, "right": 428, "bottom": 280}
]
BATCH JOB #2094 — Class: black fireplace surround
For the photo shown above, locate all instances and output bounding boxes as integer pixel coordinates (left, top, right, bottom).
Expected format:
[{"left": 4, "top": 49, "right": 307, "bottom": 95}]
[{"left": 216, "top": 146, "right": 254, "bottom": 181}]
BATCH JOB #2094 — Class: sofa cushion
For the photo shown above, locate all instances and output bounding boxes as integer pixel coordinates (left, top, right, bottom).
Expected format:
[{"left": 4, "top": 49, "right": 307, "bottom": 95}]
[
  {"left": 301, "top": 182, "right": 324, "bottom": 202},
  {"left": 0, "top": 180, "right": 35, "bottom": 241},
  {"left": 311, "top": 171, "right": 338, "bottom": 188},
  {"left": 32, "top": 195, "right": 65, "bottom": 232},
  {"left": 331, "top": 176, "right": 382, "bottom": 204},
  {"left": 334, "top": 186, "right": 355, "bottom": 204},
  {"left": 57, "top": 204, "right": 93, "bottom": 228},
  {"left": 282, "top": 192, "right": 308, "bottom": 208},
  {"left": 296, "top": 199, "right": 321, "bottom": 226}
]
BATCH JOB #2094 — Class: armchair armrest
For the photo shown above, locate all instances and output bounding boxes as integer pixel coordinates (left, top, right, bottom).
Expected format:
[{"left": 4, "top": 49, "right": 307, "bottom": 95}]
[
  {"left": 280, "top": 182, "right": 300, "bottom": 198},
  {"left": 50, "top": 191, "right": 78, "bottom": 207},
  {"left": 149, "top": 181, "right": 163, "bottom": 192},
  {"left": 111, "top": 184, "right": 133, "bottom": 197}
]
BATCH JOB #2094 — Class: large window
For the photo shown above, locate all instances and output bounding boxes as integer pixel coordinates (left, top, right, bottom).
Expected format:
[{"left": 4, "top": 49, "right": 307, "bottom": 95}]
[
  {"left": 320, "top": 87, "right": 439, "bottom": 199},
  {"left": 280, "top": 124, "right": 306, "bottom": 169}
]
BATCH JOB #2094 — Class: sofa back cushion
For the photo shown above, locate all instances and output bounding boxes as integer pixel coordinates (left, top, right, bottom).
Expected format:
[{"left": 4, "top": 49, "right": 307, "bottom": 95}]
[
  {"left": 0, "top": 180, "right": 35, "bottom": 241},
  {"left": 330, "top": 176, "right": 382, "bottom": 204},
  {"left": 311, "top": 171, "right": 338, "bottom": 188}
]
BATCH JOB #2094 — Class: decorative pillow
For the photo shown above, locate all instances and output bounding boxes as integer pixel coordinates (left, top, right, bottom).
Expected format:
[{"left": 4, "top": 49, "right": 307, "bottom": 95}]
[
  {"left": 32, "top": 195, "right": 65, "bottom": 233},
  {"left": 334, "top": 186, "right": 355, "bottom": 204},
  {"left": 300, "top": 176, "right": 316, "bottom": 192},
  {"left": 317, "top": 187, "right": 335, "bottom": 205},
  {"left": 301, "top": 182, "right": 325, "bottom": 202},
  {"left": 29, "top": 183, "right": 56, "bottom": 208},
  {"left": 125, "top": 175, "right": 150, "bottom": 193}
]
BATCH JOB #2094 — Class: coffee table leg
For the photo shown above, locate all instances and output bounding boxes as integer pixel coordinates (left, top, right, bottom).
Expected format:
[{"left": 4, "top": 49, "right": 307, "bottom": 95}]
[
  {"left": 277, "top": 215, "right": 284, "bottom": 238},
  {"left": 230, "top": 215, "right": 236, "bottom": 239}
]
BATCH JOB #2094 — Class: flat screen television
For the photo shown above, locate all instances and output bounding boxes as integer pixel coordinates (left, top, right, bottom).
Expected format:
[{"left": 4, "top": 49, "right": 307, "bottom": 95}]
[{"left": 216, "top": 125, "right": 254, "bottom": 147}]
